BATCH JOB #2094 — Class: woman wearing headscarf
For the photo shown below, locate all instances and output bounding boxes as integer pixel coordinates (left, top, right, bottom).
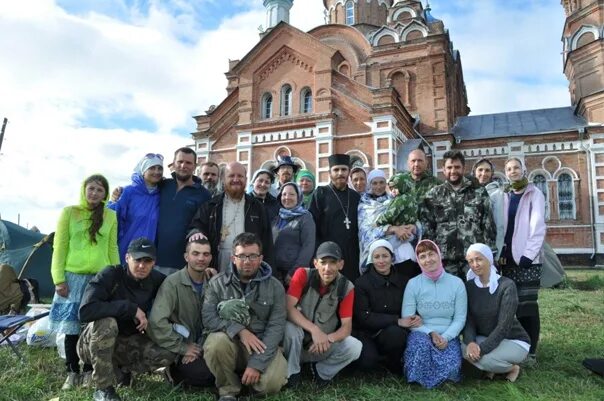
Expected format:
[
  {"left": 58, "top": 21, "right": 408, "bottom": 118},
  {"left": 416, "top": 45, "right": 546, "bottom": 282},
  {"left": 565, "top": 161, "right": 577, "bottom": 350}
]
[
  {"left": 295, "top": 169, "right": 315, "bottom": 209},
  {"left": 354, "top": 240, "right": 421, "bottom": 373},
  {"left": 463, "top": 243, "right": 530, "bottom": 382},
  {"left": 248, "top": 168, "right": 280, "bottom": 223},
  {"left": 358, "top": 169, "right": 420, "bottom": 278},
  {"left": 500, "top": 157, "right": 546, "bottom": 365},
  {"left": 471, "top": 158, "right": 505, "bottom": 261},
  {"left": 349, "top": 166, "right": 367, "bottom": 194},
  {"left": 108, "top": 153, "right": 163, "bottom": 264},
  {"left": 50, "top": 174, "right": 119, "bottom": 390},
  {"left": 402, "top": 239, "right": 467, "bottom": 389},
  {"left": 272, "top": 182, "right": 316, "bottom": 285}
]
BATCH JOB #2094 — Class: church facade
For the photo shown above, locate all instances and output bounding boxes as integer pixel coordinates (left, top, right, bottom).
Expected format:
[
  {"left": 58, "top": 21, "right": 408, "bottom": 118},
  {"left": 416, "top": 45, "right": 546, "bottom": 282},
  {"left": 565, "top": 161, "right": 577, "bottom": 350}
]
[{"left": 191, "top": 0, "right": 604, "bottom": 265}]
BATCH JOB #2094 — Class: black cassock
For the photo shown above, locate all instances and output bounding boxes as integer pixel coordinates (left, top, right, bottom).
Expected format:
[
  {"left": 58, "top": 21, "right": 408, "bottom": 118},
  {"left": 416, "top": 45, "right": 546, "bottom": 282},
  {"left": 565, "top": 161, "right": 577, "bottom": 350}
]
[{"left": 309, "top": 184, "right": 361, "bottom": 281}]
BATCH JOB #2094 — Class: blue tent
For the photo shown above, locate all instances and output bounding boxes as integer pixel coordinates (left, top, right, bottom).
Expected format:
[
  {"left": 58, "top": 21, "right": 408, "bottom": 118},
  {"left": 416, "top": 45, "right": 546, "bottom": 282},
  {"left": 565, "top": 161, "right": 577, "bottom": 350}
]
[{"left": 0, "top": 219, "right": 54, "bottom": 298}]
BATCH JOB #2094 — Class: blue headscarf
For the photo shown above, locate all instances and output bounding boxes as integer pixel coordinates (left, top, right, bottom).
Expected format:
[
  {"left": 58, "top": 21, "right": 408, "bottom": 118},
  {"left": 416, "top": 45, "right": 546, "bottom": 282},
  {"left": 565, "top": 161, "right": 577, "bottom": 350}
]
[{"left": 276, "top": 182, "right": 308, "bottom": 229}]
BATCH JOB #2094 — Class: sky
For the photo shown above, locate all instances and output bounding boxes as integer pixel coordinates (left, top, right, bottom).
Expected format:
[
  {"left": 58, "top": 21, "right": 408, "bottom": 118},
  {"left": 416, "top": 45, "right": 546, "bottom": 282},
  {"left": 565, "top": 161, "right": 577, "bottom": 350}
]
[{"left": 0, "top": 0, "right": 570, "bottom": 233}]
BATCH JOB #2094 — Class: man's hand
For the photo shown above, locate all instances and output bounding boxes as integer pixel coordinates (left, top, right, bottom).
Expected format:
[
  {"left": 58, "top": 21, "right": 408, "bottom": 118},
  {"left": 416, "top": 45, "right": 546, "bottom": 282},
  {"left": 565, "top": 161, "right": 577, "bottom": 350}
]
[
  {"left": 134, "top": 307, "right": 148, "bottom": 332},
  {"left": 398, "top": 315, "right": 422, "bottom": 328},
  {"left": 430, "top": 331, "right": 448, "bottom": 350},
  {"left": 239, "top": 329, "right": 266, "bottom": 355},
  {"left": 466, "top": 342, "right": 481, "bottom": 362},
  {"left": 189, "top": 233, "right": 207, "bottom": 242},
  {"left": 203, "top": 268, "right": 218, "bottom": 281},
  {"left": 111, "top": 187, "right": 123, "bottom": 203},
  {"left": 182, "top": 343, "right": 201, "bottom": 364},
  {"left": 241, "top": 367, "right": 261, "bottom": 385},
  {"left": 55, "top": 283, "right": 69, "bottom": 298},
  {"left": 308, "top": 327, "right": 331, "bottom": 354}
]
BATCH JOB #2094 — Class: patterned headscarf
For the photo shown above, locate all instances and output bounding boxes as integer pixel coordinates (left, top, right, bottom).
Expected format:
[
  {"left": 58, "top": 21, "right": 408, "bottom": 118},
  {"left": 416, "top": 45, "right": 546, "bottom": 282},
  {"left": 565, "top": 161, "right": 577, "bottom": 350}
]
[
  {"left": 134, "top": 154, "right": 163, "bottom": 176},
  {"left": 415, "top": 239, "right": 445, "bottom": 282}
]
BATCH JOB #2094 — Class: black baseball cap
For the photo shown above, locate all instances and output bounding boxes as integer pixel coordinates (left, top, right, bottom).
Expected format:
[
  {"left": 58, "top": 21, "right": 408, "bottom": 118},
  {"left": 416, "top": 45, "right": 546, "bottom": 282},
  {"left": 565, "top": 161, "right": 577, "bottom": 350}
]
[
  {"left": 127, "top": 237, "right": 157, "bottom": 260},
  {"left": 315, "top": 241, "right": 342, "bottom": 260}
]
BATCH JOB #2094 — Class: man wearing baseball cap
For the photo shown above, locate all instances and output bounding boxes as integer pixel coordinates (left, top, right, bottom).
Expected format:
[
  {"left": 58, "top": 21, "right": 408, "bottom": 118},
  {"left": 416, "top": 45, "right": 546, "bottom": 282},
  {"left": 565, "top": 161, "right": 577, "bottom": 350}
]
[
  {"left": 283, "top": 241, "right": 362, "bottom": 388},
  {"left": 77, "top": 238, "right": 175, "bottom": 401}
]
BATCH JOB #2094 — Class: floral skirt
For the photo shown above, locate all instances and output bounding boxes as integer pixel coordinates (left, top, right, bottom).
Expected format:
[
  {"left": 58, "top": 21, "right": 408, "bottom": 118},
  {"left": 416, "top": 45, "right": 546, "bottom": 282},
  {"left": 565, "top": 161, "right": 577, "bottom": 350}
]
[
  {"left": 49, "top": 272, "right": 95, "bottom": 335},
  {"left": 404, "top": 331, "right": 461, "bottom": 389}
]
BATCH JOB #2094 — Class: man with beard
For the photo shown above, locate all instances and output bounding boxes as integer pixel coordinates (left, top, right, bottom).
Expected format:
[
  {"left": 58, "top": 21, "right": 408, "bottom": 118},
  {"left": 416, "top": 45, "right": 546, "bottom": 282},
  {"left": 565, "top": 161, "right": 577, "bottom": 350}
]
[
  {"left": 148, "top": 239, "right": 217, "bottom": 388},
  {"left": 420, "top": 150, "right": 496, "bottom": 277},
  {"left": 188, "top": 162, "right": 273, "bottom": 272},
  {"left": 309, "top": 154, "right": 361, "bottom": 281},
  {"left": 155, "top": 148, "right": 211, "bottom": 274},
  {"left": 199, "top": 161, "right": 221, "bottom": 197}
]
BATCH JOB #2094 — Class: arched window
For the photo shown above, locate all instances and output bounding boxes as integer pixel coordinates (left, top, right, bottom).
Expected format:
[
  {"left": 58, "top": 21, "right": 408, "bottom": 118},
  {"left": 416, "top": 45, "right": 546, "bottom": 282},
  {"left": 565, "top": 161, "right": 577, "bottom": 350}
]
[
  {"left": 261, "top": 93, "right": 272, "bottom": 119},
  {"left": 557, "top": 173, "right": 575, "bottom": 220},
  {"left": 533, "top": 174, "right": 550, "bottom": 220},
  {"left": 345, "top": 1, "right": 354, "bottom": 25},
  {"left": 300, "top": 88, "right": 312, "bottom": 113},
  {"left": 281, "top": 85, "right": 292, "bottom": 116}
]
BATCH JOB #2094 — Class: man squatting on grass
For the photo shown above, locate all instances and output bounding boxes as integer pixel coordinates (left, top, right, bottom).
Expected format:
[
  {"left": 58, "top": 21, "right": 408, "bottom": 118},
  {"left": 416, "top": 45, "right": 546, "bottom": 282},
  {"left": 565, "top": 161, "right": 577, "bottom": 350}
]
[{"left": 77, "top": 238, "right": 175, "bottom": 401}]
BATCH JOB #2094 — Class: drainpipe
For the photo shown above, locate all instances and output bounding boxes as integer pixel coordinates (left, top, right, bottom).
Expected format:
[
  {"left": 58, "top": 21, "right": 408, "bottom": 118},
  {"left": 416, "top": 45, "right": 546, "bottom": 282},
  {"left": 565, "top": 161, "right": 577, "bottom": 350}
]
[{"left": 580, "top": 127, "right": 597, "bottom": 260}]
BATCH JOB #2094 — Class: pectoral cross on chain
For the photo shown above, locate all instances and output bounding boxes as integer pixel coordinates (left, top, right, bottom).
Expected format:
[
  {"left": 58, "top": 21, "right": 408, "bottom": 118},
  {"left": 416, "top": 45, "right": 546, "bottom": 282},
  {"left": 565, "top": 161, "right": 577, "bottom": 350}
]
[{"left": 344, "top": 216, "right": 351, "bottom": 230}]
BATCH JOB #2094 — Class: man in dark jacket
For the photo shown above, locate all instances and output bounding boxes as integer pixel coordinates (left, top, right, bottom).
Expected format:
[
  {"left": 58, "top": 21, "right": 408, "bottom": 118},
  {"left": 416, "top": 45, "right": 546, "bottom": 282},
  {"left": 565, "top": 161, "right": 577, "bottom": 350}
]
[
  {"left": 188, "top": 162, "right": 273, "bottom": 272},
  {"left": 202, "top": 233, "right": 287, "bottom": 401},
  {"left": 77, "top": 238, "right": 175, "bottom": 401}
]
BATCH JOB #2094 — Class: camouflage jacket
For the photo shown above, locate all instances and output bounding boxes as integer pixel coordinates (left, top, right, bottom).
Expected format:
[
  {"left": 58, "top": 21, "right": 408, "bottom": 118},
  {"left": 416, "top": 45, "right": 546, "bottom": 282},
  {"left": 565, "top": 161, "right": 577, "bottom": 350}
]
[
  {"left": 389, "top": 171, "right": 441, "bottom": 204},
  {"left": 420, "top": 177, "right": 496, "bottom": 268}
]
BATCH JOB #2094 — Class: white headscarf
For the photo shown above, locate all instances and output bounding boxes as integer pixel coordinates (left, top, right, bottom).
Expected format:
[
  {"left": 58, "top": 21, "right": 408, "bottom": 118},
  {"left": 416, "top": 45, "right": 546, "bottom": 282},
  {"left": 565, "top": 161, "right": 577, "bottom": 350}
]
[
  {"left": 367, "top": 239, "right": 395, "bottom": 265},
  {"left": 134, "top": 154, "right": 163, "bottom": 176},
  {"left": 466, "top": 243, "right": 500, "bottom": 294}
]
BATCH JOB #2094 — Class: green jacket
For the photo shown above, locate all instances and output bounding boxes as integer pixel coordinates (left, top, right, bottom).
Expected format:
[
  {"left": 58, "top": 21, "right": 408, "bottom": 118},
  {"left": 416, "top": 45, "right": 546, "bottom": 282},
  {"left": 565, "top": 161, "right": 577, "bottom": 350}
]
[
  {"left": 147, "top": 268, "right": 205, "bottom": 355},
  {"left": 420, "top": 177, "right": 496, "bottom": 273},
  {"left": 390, "top": 171, "right": 441, "bottom": 203},
  {"left": 202, "top": 262, "right": 286, "bottom": 372}
]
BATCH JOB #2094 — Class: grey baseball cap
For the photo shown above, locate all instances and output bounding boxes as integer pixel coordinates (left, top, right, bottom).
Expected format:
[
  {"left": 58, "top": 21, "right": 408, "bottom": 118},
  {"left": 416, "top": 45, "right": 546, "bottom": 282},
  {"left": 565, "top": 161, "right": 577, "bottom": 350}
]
[{"left": 315, "top": 241, "right": 342, "bottom": 260}]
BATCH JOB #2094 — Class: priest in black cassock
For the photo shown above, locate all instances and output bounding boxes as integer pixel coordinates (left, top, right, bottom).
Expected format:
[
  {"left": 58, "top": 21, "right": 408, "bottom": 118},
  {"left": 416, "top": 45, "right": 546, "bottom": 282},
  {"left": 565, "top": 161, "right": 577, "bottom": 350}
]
[{"left": 309, "top": 154, "right": 361, "bottom": 281}]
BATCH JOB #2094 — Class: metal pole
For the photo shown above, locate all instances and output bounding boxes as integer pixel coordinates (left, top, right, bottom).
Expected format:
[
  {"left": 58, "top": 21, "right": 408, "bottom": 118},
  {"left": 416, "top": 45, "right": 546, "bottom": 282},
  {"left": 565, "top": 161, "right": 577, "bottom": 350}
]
[{"left": 0, "top": 118, "right": 7, "bottom": 153}]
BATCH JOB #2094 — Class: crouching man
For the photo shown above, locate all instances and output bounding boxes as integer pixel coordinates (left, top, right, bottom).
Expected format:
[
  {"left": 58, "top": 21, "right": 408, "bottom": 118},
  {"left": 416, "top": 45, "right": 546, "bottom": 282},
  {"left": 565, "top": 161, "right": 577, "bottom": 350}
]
[
  {"left": 284, "top": 241, "right": 362, "bottom": 387},
  {"left": 147, "top": 238, "right": 217, "bottom": 387},
  {"left": 202, "top": 232, "right": 287, "bottom": 401},
  {"left": 77, "top": 238, "right": 175, "bottom": 401}
]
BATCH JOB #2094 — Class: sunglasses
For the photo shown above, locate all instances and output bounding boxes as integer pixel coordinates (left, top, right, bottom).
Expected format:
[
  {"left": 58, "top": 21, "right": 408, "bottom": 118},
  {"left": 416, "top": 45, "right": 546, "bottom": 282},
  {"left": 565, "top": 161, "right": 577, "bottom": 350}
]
[{"left": 145, "top": 153, "right": 164, "bottom": 160}]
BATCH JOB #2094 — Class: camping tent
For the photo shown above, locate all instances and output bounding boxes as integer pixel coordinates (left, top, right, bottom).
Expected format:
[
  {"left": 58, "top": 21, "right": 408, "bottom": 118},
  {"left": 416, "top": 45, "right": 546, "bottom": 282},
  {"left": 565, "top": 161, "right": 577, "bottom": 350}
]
[{"left": 0, "top": 219, "right": 54, "bottom": 298}]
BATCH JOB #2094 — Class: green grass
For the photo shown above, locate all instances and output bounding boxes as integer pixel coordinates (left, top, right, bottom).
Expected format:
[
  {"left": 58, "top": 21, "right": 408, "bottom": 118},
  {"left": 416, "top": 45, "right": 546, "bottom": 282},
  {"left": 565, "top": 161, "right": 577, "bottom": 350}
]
[{"left": 2, "top": 270, "right": 603, "bottom": 401}]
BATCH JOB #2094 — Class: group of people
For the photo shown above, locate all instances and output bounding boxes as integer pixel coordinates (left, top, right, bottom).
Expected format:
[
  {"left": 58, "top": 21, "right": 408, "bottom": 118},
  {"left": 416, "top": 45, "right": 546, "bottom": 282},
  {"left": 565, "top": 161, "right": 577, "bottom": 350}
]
[{"left": 46, "top": 145, "right": 546, "bottom": 401}]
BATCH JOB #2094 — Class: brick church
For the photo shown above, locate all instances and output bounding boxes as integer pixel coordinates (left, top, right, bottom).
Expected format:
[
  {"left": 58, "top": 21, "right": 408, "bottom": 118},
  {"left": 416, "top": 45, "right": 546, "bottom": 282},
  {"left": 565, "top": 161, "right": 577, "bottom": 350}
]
[{"left": 191, "top": 0, "right": 604, "bottom": 265}]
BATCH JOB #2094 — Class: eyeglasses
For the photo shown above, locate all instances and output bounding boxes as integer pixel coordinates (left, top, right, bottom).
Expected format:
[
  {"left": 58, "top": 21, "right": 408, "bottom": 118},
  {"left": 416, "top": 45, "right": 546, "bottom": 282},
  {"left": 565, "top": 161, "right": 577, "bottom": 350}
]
[
  {"left": 234, "top": 254, "right": 261, "bottom": 262},
  {"left": 145, "top": 153, "right": 164, "bottom": 161}
]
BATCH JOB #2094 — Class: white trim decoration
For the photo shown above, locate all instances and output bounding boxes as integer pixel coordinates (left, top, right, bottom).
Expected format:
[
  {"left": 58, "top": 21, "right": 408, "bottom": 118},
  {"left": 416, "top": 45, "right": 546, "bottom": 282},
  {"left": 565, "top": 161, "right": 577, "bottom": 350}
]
[
  {"left": 392, "top": 6, "right": 417, "bottom": 22},
  {"left": 570, "top": 25, "right": 600, "bottom": 50}
]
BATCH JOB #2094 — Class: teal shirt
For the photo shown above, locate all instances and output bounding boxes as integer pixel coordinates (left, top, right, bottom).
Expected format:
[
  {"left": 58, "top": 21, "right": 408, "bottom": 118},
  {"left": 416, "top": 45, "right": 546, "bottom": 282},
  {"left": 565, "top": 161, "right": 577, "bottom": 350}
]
[{"left": 402, "top": 272, "right": 467, "bottom": 341}]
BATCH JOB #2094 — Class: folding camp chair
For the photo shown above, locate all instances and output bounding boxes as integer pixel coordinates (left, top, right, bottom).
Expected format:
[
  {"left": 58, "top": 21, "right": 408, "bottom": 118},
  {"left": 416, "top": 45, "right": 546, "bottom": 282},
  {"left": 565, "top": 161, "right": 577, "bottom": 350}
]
[{"left": 0, "top": 311, "right": 49, "bottom": 362}]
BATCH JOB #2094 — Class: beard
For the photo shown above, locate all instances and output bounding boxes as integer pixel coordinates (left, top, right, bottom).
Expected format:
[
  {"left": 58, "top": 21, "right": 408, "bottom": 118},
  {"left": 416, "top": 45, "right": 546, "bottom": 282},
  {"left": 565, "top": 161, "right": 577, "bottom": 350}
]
[
  {"left": 203, "top": 181, "right": 218, "bottom": 191},
  {"left": 175, "top": 171, "right": 192, "bottom": 182},
  {"left": 225, "top": 185, "right": 245, "bottom": 200}
]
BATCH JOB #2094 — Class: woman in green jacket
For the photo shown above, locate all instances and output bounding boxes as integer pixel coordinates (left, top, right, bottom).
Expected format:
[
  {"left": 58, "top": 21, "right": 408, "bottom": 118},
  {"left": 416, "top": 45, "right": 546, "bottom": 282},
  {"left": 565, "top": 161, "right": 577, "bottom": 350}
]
[{"left": 49, "top": 174, "right": 119, "bottom": 390}]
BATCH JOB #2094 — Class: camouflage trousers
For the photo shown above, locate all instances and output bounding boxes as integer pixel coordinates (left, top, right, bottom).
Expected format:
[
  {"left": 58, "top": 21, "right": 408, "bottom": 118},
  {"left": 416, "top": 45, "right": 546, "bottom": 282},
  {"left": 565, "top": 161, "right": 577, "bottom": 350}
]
[{"left": 77, "top": 317, "right": 177, "bottom": 389}]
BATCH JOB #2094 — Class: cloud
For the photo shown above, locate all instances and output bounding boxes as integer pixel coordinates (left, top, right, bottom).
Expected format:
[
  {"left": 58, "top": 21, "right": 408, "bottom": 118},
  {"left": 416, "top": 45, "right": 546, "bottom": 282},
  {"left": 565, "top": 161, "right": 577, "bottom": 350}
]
[{"left": 0, "top": 0, "right": 571, "bottom": 232}]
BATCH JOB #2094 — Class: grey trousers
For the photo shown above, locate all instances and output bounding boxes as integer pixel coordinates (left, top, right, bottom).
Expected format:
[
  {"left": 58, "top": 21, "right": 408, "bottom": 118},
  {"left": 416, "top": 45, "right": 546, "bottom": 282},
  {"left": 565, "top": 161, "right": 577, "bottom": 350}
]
[
  {"left": 283, "top": 321, "right": 362, "bottom": 380},
  {"left": 463, "top": 339, "right": 528, "bottom": 374}
]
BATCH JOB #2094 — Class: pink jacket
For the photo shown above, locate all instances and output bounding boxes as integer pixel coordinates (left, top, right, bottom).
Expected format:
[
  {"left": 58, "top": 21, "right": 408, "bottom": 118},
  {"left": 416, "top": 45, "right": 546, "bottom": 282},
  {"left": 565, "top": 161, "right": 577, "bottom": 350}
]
[{"left": 502, "top": 183, "right": 546, "bottom": 265}]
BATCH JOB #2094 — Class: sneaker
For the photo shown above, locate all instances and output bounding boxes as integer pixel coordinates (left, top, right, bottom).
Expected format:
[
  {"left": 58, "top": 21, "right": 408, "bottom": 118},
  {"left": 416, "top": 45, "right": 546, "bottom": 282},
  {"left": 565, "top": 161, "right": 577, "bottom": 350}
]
[
  {"left": 310, "top": 363, "right": 331, "bottom": 388},
  {"left": 521, "top": 354, "right": 537, "bottom": 368},
  {"left": 61, "top": 372, "right": 80, "bottom": 390},
  {"left": 93, "top": 386, "right": 122, "bottom": 401},
  {"left": 80, "top": 371, "right": 93, "bottom": 388},
  {"left": 286, "top": 372, "right": 302, "bottom": 389}
]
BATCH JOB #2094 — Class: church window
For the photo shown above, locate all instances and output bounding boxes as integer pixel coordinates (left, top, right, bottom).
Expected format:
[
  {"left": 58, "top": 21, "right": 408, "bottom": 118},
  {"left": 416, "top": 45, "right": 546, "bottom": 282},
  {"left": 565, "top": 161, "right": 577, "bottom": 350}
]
[
  {"left": 533, "top": 174, "right": 550, "bottom": 220},
  {"left": 301, "top": 88, "right": 312, "bottom": 113},
  {"left": 281, "top": 85, "right": 293, "bottom": 116},
  {"left": 261, "top": 93, "right": 273, "bottom": 119},
  {"left": 377, "top": 35, "right": 396, "bottom": 46},
  {"left": 557, "top": 173, "right": 575, "bottom": 220},
  {"left": 345, "top": 1, "right": 355, "bottom": 25}
]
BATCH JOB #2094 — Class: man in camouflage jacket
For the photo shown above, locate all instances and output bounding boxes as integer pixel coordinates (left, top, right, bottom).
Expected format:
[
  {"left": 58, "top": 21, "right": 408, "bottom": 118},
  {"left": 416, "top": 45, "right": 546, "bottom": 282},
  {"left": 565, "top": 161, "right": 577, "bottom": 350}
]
[{"left": 420, "top": 151, "right": 496, "bottom": 277}]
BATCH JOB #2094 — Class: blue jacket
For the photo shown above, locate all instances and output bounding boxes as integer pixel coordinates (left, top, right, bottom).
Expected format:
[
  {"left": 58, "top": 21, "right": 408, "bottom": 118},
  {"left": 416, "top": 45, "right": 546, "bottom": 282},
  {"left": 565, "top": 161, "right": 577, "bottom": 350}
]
[
  {"left": 156, "top": 174, "right": 210, "bottom": 269},
  {"left": 108, "top": 173, "right": 159, "bottom": 264},
  {"left": 402, "top": 272, "right": 467, "bottom": 341}
]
